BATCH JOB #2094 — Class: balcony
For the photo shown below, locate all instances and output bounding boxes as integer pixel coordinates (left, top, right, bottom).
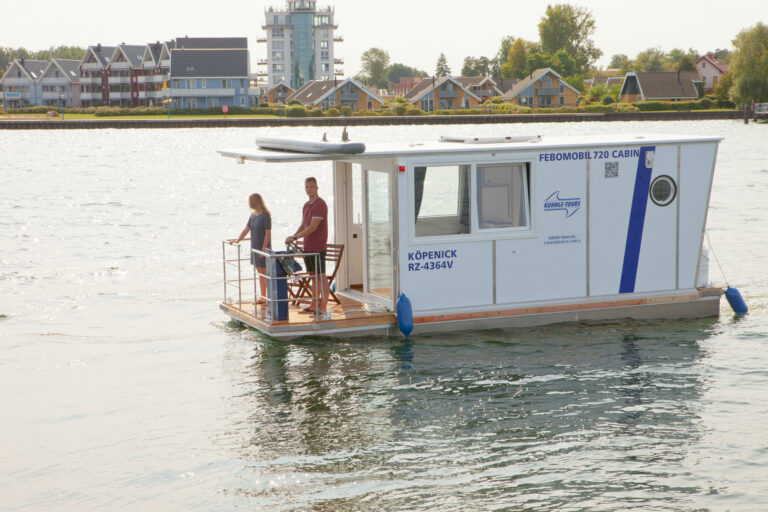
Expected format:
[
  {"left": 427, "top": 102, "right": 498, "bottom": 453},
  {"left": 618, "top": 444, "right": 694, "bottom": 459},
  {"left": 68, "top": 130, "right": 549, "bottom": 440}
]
[
  {"left": 340, "top": 92, "right": 358, "bottom": 101},
  {"left": 40, "top": 78, "right": 70, "bottom": 86},
  {"left": 139, "top": 91, "right": 160, "bottom": 99},
  {"left": 537, "top": 87, "right": 559, "bottom": 96},
  {"left": 439, "top": 90, "right": 459, "bottom": 98},
  {"left": 108, "top": 76, "right": 131, "bottom": 84},
  {"left": 79, "top": 76, "right": 101, "bottom": 85},
  {"left": 137, "top": 75, "right": 163, "bottom": 84},
  {"left": 257, "top": 71, "right": 268, "bottom": 77},
  {"left": 257, "top": 37, "right": 267, "bottom": 43},
  {"left": 81, "top": 62, "right": 102, "bottom": 71},
  {"left": 171, "top": 88, "right": 235, "bottom": 98},
  {"left": 109, "top": 62, "right": 131, "bottom": 70},
  {"left": 2, "top": 78, "right": 32, "bottom": 85},
  {"left": 334, "top": 58, "right": 344, "bottom": 64},
  {"left": 80, "top": 92, "right": 100, "bottom": 101},
  {"left": 258, "top": 59, "right": 268, "bottom": 65},
  {"left": 109, "top": 92, "right": 132, "bottom": 100},
  {"left": 42, "top": 91, "right": 68, "bottom": 99},
  {"left": 333, "top": 35, "right": 344, "bottom": 42},
  {"left": 334, "top": 69, "right": 344, "bottom": 76}
]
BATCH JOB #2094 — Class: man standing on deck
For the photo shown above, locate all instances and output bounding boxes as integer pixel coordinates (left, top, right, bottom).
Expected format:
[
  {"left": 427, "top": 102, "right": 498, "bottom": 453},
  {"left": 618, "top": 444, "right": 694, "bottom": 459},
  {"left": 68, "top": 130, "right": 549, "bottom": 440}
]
[{"left": 286, "top": 177, "right": 330, "bottom": 319}]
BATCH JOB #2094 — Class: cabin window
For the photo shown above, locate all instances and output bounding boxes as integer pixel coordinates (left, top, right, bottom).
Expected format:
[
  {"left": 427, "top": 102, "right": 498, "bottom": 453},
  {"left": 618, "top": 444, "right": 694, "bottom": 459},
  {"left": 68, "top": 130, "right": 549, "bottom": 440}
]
[
  {"left": 476, "top": 164, "right": 530, "bottom": 229},
  {"left": 414, "top": 165, "right": 470, "bottom": 237},
  {"left": 649, "top": 175, "right": 677, "bottom": 206}
]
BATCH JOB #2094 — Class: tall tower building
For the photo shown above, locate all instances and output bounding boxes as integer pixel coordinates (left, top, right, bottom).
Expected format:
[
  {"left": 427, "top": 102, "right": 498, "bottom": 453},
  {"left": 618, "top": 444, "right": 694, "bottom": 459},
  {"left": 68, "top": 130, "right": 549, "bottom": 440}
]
[{"left": 258, "top": 0, "right": 343, "bottom": 89}]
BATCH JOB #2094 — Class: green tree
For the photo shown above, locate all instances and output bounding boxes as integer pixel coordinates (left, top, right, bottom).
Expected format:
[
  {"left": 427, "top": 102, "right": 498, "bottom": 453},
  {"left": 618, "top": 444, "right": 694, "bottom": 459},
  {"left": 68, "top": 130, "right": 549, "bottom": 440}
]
[
  {"left": 608, "top": 53, "right": 628, "bottom": 69},
  {"left": 563, "top": 73, "right": 586, "bottom": 93},
  {"left": 0, "top": 47, "right": 31, "bottom": 72},
  {"left": 435, "top": 53, "right": 451, "bottom": 76},
  {"left": 359, "top": 48, "right": 390, "bottom": 88},
  {"left": 714, "top": 71, "right": 733, "bottom": 102},
  {"left": 47, "top": 45, "right": 86, "bottom": 60},
  {"left": 525, "top": 52, "right": 552, "bottom": 76},
  {"left": 386, "top": 63, "right": 427, "bottom": 85},
  {"left": 537, "top": 3, "right": 602, "bottom": 73},
  {"left": 501, "top": 38, "right": 531, "bottom": 78},
  {"left": 462, "top": 56, "right": 491, "bottom": 76},
  {"left": 730, "top": 22, "right": 768, "bottom": 105},
  {"left": 491, "top": 35, "right": 516, "bottom": 77},
  {"left": 665, "top": 48, "right": 699, "bottom": 70},
  {"left": 633, "top": 47, "right": 666, "bottom": 72},
  {"left": 675, "top": 54, "right": 697, "bottom": 71},
  {"left": 551, "top": 49, "right": 576, "bottom": 77},
  {"left": 711, "top": 48, "right": 732, "bottom": 62}
]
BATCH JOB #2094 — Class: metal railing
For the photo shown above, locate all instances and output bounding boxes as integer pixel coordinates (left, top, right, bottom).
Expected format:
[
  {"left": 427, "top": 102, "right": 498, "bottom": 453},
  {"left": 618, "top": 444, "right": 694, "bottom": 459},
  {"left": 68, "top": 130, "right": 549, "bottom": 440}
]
[{"left": 222, "top": 240, "right": 322, "bottom": 323}]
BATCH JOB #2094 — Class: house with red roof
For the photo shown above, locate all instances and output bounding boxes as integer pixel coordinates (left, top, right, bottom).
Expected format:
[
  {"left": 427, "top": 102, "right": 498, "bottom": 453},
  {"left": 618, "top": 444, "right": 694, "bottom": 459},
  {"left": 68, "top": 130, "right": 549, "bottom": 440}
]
[{"left": 695, "top": 54, "right": 729, "bottom": 92}]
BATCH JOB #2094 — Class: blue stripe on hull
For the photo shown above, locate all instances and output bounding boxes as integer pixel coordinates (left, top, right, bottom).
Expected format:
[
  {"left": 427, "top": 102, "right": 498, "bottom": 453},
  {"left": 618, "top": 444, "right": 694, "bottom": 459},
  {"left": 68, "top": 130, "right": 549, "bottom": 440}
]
[{"left": 619, "top": 146, "right": 655, "bottom": 293}]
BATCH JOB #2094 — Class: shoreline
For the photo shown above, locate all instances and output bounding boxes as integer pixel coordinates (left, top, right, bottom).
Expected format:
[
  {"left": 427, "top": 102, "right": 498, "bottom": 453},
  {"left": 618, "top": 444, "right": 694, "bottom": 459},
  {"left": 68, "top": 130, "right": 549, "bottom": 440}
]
[{"left": 0, "top": 109, "right": 748, "bottom": 129}]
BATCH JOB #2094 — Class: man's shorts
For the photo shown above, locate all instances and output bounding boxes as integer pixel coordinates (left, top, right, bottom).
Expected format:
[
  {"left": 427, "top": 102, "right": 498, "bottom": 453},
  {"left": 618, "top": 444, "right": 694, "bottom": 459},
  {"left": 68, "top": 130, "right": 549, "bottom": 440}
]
[{"left": 304, "top": 250, "right": 326, "bottom": 275}]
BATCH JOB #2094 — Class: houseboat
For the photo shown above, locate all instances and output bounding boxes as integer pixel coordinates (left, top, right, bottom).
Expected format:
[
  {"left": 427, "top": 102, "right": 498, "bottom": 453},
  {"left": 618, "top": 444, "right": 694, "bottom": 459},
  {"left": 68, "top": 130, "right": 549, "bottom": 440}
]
[{"left": 219, "top": 132, "right": 726, "bottom": 340}]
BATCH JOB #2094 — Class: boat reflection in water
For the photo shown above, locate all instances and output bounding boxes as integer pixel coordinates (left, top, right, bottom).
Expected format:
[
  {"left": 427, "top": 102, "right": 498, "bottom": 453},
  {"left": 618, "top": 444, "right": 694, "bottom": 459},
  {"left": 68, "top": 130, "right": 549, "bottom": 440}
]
[{"left": 220, "top": 317, "right": 716, "bottom": 509}]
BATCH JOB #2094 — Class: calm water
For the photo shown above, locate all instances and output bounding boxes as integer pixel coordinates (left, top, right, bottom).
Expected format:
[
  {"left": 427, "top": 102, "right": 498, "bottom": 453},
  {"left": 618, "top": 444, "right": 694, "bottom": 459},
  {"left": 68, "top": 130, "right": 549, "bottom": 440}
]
[{"left": 1, "top": 121, "right": 767, "bottom": 511}]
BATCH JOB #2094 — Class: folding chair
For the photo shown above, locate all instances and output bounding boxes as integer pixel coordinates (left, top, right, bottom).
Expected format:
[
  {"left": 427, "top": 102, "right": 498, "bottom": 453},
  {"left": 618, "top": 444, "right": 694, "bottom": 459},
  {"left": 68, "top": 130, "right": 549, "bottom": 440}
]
[{"left": 288, "top": 243, "right": 345, "bottom": 306}]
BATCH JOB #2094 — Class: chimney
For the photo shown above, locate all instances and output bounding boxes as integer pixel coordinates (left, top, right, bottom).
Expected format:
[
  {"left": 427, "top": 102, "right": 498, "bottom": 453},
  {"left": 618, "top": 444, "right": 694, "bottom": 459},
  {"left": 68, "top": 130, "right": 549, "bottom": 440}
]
[
  {"left": 97, "top": 43, "right": 101, "bottom": 54},
  {"left": 20, "top": 57, "right": 25, "bottom": 66}
]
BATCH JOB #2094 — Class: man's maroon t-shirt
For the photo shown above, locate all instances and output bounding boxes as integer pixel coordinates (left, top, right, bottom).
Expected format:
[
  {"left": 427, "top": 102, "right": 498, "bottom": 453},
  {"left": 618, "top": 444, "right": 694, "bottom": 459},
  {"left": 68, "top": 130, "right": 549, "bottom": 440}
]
[{"left": 302, "top": 197, "right": 328, "bottom": 252}]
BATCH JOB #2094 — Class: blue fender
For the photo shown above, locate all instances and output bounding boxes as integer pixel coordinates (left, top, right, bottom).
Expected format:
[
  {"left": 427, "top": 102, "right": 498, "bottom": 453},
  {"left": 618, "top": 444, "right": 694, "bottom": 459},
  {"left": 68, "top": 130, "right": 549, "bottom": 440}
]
[
  {"left": 396, "top": 293, "right": 414, "bottom": 338},
  {"left": 725, "top": 286, "right": 748, "bottom": 315}
]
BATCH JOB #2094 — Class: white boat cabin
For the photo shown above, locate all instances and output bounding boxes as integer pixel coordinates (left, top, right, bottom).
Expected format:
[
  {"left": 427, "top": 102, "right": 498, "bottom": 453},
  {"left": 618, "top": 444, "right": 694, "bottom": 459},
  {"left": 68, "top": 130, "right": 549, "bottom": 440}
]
[{"left": 219, "top": 133, "right": 723, "bottom": 339}]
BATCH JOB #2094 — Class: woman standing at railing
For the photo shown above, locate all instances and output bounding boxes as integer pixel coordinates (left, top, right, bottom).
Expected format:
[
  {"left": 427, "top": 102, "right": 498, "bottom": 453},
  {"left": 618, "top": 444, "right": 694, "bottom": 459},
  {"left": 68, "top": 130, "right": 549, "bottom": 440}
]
[{"left": 231, "top": 193, "right": 272, "bottom": 305}]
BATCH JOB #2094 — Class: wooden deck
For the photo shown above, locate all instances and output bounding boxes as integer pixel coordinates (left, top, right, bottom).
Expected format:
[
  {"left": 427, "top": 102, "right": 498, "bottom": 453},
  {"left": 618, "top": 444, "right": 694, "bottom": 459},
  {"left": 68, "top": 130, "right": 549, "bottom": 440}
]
[{"left": 220, "top": 294, "right": 397, "bottom": 339}]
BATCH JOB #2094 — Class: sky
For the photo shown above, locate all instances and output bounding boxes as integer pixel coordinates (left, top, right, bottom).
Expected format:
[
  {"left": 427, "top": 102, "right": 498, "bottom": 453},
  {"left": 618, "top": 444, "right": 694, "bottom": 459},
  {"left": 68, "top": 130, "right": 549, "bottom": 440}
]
[{"left": 5, "top": 0, "right": 766, "bottom": 76}]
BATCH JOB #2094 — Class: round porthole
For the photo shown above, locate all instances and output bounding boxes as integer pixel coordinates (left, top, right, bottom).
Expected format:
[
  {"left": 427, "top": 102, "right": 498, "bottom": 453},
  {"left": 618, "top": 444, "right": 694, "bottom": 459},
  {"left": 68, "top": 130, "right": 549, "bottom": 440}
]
[{"left": 650, "top": 175, "right": 677, "bottom": 206}]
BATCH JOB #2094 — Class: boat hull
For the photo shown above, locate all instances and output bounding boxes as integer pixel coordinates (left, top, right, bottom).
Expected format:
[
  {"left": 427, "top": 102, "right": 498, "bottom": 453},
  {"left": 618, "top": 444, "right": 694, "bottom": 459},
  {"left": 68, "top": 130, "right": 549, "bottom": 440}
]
[{"left": 222, "top": 288, "right": 722, "bottom": 340}]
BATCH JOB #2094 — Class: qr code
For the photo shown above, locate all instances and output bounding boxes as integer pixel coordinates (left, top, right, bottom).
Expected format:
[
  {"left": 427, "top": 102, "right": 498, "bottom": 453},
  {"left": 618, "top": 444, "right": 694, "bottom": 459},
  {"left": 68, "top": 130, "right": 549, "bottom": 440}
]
[{"left": 605, "top": 161, "right": 619, "bottom": 178}]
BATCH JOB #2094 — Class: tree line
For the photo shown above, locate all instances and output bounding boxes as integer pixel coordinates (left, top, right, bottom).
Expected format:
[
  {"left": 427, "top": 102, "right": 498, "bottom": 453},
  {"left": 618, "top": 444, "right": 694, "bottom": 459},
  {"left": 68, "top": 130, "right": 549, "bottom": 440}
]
[
  {"left": 0, "top": 46, "right": 86, "bottom": 71},
  {"left": 354, "top": 4, "right": 767, "bottom": 107}
]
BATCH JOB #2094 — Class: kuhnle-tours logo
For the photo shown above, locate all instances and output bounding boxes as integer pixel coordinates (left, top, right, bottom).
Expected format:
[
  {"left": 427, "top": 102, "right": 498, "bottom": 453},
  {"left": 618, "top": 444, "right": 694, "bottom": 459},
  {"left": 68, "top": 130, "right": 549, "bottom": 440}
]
[{"left": 544, "top": 191, "right": 581, "bottom": 218}]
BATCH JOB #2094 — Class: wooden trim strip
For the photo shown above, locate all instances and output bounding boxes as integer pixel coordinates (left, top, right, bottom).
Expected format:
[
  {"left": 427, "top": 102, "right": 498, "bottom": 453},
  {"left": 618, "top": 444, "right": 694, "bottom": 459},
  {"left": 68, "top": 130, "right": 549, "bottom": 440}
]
[{"left": 414, "top": 292, "right": 703, "bottom": 324}]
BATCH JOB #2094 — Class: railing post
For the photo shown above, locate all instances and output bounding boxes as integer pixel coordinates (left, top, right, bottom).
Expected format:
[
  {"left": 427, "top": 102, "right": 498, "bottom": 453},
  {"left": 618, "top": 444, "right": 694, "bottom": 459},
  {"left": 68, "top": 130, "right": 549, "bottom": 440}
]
[
  {"left": 237, "top": 243, "right": 242, "bottom": 306},
  {"left": 253, "top": 249, "right": 258, "bottom": 317},
  {"left": 222, "top": 241, "right": 227, "bottom": 303}
]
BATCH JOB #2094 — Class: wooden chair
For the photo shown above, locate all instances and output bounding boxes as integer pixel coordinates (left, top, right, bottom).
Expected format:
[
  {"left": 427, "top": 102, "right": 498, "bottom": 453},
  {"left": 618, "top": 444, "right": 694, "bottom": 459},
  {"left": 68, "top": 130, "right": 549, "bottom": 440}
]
[{"left": 288, "top": 243, "right": 344, "bottom": 306}]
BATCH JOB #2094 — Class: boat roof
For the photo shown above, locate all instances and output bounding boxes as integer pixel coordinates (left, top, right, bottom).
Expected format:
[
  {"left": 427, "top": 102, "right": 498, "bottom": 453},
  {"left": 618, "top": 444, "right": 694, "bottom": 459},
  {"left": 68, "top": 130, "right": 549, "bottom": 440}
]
[{"left": 219, "top": 133, "right": 724, "bottom": 163}]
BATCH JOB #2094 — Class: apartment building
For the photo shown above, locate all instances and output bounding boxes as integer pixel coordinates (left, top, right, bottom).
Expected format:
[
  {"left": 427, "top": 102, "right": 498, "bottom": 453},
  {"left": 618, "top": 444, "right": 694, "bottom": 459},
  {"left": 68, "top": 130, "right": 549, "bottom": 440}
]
[
  {"left": 79, "top": 44, "right": 115, "bottom": 106},
  {"left": 258, "top": 0, "right": 343, "bottom": 89},
  {"left": 1, "top": 59, "right": 47, "bottom": 108},
  {"left": 170, "top": 48, "right": 251, "bottom": 108},
  {"left": 39, "top": 59, "right": 81, "bottom": 107}
]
